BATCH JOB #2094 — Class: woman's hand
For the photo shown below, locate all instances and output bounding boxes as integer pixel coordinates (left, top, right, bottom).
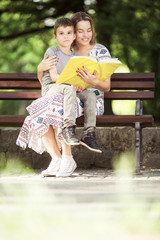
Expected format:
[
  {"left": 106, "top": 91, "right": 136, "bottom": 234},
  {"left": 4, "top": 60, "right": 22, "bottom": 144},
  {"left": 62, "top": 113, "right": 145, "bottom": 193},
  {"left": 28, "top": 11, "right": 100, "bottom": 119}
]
[
  {"left": 76, "top": 66, "right": 98, "bottom": 86},
  {"left": 38, "top": 54, "right": 58, "bottom": 72},
  {"left": 76, "top": 66, "right": 111, "bottom": 92},
  {"left": 37, "top": 54, "right": 59, "bottom": 84}
]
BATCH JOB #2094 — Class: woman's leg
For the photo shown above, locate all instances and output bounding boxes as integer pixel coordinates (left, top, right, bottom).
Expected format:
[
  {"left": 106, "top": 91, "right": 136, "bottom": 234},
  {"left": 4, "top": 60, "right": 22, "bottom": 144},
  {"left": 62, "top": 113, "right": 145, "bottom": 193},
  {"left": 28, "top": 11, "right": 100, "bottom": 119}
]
[
  {"left": 41, "top": 125, "right": 61, "bottom": 177},
  {"left": 60, "top": 140, "right": 72, "bottom": 156},
  {"left": 41, "top": 125, "right": 77, "bottom": 177},
  {"left": 53, "top": 126, "right": 72, "bottom": 156},
  {"left": 41, "top": 125, "right": 61, "bottom": 159},
  {"left": 53, "top": 127, "right": 77, "bottom": 177},
  {"left": 56, "top": 138, "right": 77, "bottom": 177}
]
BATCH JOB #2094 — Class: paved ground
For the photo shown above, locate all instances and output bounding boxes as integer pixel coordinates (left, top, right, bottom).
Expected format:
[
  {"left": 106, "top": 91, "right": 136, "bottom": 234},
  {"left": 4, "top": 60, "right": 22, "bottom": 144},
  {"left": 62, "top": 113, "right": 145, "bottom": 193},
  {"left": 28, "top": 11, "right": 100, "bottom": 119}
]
[{"left": 0, "top": 168, "right": 160, "bottom": 240}]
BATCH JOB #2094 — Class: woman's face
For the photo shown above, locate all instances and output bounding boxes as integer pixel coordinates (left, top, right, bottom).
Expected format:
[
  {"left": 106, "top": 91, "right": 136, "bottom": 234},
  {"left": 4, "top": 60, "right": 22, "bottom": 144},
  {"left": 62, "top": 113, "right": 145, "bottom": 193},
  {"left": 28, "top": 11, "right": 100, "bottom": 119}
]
[{"left": 75, "top": 20, "right": 93, "bottom": 46}]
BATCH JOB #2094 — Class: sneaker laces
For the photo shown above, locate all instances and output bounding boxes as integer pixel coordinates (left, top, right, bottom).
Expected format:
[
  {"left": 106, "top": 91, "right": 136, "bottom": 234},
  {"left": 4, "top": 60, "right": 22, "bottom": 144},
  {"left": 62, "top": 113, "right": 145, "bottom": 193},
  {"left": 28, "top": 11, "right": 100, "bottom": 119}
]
[
  {"left": 84, "top": 131, "right": 96, "bottom": 140},
  {"left": 67, "top": 126, "right": 76, "bottom": 137}
]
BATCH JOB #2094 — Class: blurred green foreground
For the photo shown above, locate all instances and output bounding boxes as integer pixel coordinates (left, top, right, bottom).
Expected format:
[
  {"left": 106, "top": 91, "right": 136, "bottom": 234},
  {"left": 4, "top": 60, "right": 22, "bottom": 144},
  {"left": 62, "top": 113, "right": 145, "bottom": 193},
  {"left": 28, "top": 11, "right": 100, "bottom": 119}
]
[{"left": 0, "top": 152, "right": 160, "bottom": 240}]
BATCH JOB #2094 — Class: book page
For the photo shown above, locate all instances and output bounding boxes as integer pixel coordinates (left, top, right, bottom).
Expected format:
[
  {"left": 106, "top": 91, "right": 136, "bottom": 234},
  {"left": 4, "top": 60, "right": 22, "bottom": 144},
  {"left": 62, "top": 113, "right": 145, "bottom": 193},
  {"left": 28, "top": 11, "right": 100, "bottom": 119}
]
[{"left": 56, "top": 56, "right": 121, "bottom": 89}]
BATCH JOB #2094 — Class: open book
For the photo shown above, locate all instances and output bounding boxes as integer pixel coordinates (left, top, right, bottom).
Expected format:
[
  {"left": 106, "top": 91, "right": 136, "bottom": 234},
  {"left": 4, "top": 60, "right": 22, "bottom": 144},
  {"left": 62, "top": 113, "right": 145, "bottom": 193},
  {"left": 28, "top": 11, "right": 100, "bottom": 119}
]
[{"left": 56, "top": 56, "right": 121, "bottom": 89}]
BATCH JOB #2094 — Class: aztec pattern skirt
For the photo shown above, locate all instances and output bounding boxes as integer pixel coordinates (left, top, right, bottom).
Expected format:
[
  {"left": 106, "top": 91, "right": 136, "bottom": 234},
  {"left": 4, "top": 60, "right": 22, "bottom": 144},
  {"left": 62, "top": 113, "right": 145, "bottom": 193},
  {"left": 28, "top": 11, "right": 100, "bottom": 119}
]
[{"left": 16, "top": 91, "right": 104, "bottom": 154}]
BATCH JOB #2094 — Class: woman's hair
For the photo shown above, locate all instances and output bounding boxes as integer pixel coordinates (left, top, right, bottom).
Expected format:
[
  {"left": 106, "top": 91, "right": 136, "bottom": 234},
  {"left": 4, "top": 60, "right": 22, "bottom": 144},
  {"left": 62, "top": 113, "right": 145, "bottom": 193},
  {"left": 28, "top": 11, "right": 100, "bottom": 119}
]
[
  {"left": 54, "top": 17, "right": 74, "bottom": 35},
  {"left": 70, "top": 12, "right": 95, "bottom": 45}
]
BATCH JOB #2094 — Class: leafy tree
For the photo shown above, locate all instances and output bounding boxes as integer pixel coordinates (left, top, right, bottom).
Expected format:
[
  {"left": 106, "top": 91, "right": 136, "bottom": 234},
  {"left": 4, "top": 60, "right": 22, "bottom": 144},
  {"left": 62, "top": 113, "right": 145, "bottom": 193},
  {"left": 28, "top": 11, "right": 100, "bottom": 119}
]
[
  {"left": 0, "top": 0, "right": 85, "bottom": 73},
  {"left": 0, "top": 0, "right": 160, "bottom": 122},
  {"left": 0, "top": 0, "right": 86, "bottom": 114},
  {"left": 92, "top": 0, "right": 160, "bottom": 121},
  {"left": 0, "top": 0, "right": 85, "bottom": 40}
]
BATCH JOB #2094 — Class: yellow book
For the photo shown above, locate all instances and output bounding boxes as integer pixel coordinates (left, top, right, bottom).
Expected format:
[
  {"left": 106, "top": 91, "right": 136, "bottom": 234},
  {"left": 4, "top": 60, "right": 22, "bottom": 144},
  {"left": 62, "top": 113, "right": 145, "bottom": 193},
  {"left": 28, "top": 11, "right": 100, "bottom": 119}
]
[{"left": 56, "top": 56, "right": 122, "bottom": 89}]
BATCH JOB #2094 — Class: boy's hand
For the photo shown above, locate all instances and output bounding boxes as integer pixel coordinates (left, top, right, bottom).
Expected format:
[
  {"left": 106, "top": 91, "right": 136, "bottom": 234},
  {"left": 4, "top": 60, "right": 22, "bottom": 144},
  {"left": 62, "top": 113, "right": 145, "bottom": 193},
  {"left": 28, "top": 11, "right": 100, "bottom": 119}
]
[{"left": 73, "top": 85, "right": 83, "bottom": 92}]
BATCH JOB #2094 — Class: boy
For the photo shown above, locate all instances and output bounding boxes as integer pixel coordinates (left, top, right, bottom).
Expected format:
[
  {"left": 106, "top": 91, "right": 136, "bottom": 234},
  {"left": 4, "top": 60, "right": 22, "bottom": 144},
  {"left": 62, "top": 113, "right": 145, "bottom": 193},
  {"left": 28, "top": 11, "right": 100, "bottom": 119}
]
[
  {"left": 41, "top": 18, "right": 79, "bottom": 145},
  {"left": 40, "top": 17, "right": 101, "bottom": 153}
]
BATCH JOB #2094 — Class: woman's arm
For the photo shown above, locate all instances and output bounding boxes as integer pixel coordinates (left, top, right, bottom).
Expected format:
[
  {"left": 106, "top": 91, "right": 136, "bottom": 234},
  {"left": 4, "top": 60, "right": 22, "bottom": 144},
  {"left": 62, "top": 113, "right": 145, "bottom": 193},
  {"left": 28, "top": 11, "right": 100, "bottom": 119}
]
[
  {"left": 76, "top": 66, "right": 111, "bottom": 92},
  {"left": 49, "top": 68, "right": 60, "bottom": 82},
  {"left": 37, "top": 54, "right": 58, "bottom": 84}
]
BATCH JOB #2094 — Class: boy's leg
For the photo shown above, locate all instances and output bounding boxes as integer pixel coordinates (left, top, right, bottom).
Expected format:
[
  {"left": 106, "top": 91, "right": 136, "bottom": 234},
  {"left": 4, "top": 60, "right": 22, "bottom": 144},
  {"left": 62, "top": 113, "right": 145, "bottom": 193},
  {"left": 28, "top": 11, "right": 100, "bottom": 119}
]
[
  {"left": 46, "top": 84, "right": 79, "bottom": 145},
  {"left": 46, "top": 84, "right": 76, "bottom": 126},
  {"left": 77, "top": 89, "right": 96, "bottom": 130},
  {"left": 77, "top": 90, "right": 102, "bottom": 153},
  {"left": 60, "top": 85, "right": 76, "bottom": 127}
]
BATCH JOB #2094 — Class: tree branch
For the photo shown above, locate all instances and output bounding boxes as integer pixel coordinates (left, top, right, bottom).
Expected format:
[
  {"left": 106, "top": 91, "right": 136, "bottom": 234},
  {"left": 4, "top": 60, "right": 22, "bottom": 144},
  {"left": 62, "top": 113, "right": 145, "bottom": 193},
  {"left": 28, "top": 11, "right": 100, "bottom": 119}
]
[
  {"left": 0, "top": 0, "right": 85, "bottom": 40},
  {"left": 0, "top": 26, "right": 53, "bottom": 40}
]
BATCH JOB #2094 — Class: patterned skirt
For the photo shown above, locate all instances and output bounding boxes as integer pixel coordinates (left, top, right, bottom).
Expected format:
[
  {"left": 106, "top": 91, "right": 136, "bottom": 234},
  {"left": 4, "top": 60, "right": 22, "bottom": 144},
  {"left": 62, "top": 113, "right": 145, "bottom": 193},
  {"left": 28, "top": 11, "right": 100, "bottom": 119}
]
[{"left": 16, "top": 92, "right": 104, "bottom": 154}]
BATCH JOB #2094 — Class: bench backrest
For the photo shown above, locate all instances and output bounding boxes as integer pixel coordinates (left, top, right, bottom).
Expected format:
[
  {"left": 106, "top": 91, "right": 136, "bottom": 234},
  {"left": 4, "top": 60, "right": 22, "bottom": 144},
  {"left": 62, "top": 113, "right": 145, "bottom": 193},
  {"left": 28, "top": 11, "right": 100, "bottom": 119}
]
[{"left": 0, "top": 72, "right": 155, "bottom": 100}]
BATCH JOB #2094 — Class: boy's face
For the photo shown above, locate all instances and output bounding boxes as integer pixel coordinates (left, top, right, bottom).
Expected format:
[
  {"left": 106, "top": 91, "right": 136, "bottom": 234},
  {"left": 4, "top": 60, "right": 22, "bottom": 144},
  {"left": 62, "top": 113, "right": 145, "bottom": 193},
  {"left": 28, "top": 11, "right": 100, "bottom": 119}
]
[{"left": 54, "top": 26, "right": 76, "bottom": 48}]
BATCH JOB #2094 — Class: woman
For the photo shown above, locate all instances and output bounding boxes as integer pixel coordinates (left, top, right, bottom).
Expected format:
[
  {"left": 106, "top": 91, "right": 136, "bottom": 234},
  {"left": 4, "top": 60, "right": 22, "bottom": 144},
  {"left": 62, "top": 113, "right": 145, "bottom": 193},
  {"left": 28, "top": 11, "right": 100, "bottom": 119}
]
[{"left": 17, "top": 12, "right": 111, "bottom": 177}]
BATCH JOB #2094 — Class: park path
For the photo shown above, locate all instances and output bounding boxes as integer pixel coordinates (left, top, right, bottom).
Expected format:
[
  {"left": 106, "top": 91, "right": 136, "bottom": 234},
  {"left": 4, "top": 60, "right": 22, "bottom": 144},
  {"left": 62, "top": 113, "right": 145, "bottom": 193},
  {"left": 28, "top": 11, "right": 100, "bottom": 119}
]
[{"left": 0, "top": 168, "right": 160, "bottom": 240}]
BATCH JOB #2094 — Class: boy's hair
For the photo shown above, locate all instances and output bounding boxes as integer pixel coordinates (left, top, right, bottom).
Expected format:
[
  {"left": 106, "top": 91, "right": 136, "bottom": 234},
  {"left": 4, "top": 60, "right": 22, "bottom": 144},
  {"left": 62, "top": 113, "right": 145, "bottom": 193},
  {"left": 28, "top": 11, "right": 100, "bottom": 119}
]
[
  {"left": 54, "top": 18, "right": 74, "bottom": 35},
  {"left": 70, "top": 11, "right": 96, "bottom": 45}
]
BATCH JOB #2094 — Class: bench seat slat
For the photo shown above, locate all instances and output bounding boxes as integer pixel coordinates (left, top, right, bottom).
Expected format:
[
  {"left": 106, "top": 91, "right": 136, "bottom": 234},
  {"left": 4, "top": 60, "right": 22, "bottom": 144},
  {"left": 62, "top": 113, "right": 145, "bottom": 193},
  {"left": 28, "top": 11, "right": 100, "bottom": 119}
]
[
  {"left": 77, "top": 115, "right": 154, "bottom": 127},
  {"left": 0, "top": 114, "right": 154, "bottom": 127},
  {"left": 0, "top": 115, "right": 26, "bottom": 127},
  {"left": 0, "top": 91, "right": 154, "bottom": 100}
]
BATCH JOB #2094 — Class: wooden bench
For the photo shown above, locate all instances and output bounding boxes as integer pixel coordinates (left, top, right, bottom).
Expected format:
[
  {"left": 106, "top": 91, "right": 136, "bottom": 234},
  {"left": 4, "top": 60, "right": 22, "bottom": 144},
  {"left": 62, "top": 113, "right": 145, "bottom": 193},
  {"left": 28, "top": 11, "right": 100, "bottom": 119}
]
[{"left": 0, "top": 72, "right": 155, "bottom": 173}]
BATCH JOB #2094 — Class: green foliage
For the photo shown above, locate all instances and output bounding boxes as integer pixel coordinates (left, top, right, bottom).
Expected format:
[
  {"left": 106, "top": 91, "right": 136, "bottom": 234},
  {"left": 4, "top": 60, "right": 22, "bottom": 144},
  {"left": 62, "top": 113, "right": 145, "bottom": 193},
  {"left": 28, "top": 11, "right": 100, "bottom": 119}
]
[
  {"left": 92, "top": 0, "right": 160, "bottom": 121},
  {"left": 0, "top": 31, "right": 55, "bottom": 73},
  {"left": 0, "top": 0, "right": 160, "bottom": 121}
]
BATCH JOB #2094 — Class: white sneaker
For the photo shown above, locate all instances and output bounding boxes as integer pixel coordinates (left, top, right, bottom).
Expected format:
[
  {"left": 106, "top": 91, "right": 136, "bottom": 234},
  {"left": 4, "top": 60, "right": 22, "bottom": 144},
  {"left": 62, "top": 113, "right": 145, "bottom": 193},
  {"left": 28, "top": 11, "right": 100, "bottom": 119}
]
[
  {"left": 56, "top": 156, "right": 77, "bottom": 177},
  {"left": 41, "top": 157, "right": 61, "bottom": 177}
]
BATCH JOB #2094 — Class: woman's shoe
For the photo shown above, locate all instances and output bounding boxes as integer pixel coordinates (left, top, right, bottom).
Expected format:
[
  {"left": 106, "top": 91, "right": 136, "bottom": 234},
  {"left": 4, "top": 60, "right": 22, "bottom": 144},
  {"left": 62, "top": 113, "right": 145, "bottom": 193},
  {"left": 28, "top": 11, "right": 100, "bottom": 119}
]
[
  {"left": 56, "top": 156, "right": 77, "bottom": 177},
  {"left": 41, "top": 157, "right": 61, "bottom": 177}
]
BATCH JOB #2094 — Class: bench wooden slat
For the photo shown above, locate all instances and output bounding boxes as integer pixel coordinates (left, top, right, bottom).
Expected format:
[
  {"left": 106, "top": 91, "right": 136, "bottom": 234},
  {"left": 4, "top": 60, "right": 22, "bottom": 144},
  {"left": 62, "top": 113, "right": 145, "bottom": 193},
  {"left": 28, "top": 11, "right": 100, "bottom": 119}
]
[
  {"left": 0, "top": 91, "right": 41, "bottom": 100},
  {"left": 0, "top": 80, "right": 154, "bottom": 90},
  {"left": 0, "top": 73, "right": 37, "bottom": 80},
  {"left": 0, "top": 72, "right": 155, "bottom": 80},
  {"left": 0, "top": 81, "right": 41, "bottom": 89},
  {"left": 111, "top": 81, "right": 154, "bottom": 90},
  {"left": 0, "top": 114, "right": 154, "bottom": 127},
  {"left": 0, "top": 115, "right": 26, "bottom": 127},
  {"left": 77, "top": 115, "right": 154, "bottom": 127},
  {"left": 104, "top": 91, "right": 154, "bottom": 100},
  {"left": 111, "top": 72, "right": 155, "bottom": 80},
  {"left": 0, "top": 91, "right": 154, "bottom": 100}
]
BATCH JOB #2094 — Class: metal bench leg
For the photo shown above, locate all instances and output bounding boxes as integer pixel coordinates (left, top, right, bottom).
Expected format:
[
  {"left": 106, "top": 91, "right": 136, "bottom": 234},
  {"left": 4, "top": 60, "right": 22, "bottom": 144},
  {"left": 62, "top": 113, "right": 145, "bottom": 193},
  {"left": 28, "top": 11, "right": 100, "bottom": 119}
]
[{"left": 135, "top": 122, "right": 142, "bottom": 173}]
